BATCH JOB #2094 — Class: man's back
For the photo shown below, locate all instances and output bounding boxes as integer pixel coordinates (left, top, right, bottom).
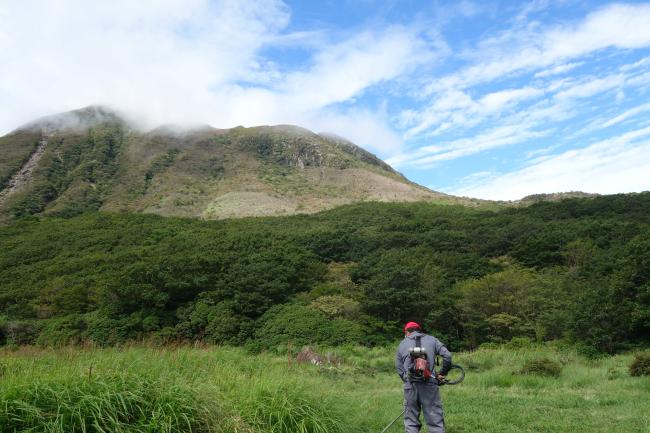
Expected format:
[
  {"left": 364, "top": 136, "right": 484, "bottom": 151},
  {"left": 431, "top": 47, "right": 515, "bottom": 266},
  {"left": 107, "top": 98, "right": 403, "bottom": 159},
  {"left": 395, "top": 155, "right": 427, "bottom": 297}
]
[{"left": 395, "top": 331, "right": 452, "bottom": 387}]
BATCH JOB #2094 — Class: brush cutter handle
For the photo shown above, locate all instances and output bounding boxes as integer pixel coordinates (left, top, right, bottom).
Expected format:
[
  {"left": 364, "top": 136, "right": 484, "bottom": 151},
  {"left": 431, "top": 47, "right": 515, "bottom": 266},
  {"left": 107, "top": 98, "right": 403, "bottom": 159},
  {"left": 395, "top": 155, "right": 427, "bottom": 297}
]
[{"left": 437, "top": 364, "right": 465, "bottom": 386}]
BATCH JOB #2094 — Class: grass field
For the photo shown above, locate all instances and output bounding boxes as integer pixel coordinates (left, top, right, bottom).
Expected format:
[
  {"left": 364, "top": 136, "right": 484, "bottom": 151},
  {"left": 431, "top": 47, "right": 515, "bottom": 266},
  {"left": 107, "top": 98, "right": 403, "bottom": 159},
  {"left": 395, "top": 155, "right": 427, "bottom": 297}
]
[{"left": 0, "top": 345, "right": 648, "bottom": 433}]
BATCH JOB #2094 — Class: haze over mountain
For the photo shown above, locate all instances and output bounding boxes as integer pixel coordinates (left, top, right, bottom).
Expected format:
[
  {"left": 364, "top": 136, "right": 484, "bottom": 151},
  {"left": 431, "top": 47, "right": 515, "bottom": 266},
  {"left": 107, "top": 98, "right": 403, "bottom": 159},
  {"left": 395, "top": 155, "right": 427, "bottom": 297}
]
[{"left": 0, "top": 106, "right": 458, "bottom": 221}]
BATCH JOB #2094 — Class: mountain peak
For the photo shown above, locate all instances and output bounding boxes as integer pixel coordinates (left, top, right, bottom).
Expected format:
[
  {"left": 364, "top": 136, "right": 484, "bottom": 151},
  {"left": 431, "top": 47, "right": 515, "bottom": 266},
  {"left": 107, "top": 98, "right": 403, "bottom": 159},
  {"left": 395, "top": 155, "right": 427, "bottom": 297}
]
[{"left": 19, "top": 105, "right": 127, "bottom": 133}]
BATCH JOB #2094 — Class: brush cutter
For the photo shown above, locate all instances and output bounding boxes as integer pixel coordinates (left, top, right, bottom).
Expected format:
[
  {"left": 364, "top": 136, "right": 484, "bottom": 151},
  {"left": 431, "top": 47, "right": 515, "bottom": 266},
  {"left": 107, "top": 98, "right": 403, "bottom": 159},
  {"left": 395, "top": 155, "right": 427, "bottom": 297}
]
[{"left": 377, "top": 364, "right": 465, "bottom": 433}]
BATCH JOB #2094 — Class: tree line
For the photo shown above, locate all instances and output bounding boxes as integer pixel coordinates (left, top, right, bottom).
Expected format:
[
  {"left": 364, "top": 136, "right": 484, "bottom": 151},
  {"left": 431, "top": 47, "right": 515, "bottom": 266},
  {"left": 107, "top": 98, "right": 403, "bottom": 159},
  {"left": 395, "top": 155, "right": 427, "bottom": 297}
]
[{"left": 0, "top": 193, "right": 648, "bottom": 353}]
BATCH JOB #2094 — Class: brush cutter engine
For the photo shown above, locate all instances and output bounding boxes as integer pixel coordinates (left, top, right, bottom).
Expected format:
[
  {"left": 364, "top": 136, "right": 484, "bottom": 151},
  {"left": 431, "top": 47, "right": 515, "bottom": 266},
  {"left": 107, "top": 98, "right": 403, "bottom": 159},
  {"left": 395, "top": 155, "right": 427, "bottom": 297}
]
[{"left": 408, "top": 337, "right": 433, "bottom": 382}]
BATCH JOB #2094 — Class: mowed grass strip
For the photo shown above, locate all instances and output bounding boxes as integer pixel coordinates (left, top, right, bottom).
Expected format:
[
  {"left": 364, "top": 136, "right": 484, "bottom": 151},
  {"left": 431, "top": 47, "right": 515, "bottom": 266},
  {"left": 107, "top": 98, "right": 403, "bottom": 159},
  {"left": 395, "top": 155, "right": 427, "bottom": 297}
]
[{"left": 0, "top": 346, "right": 648, "bottom": 433}]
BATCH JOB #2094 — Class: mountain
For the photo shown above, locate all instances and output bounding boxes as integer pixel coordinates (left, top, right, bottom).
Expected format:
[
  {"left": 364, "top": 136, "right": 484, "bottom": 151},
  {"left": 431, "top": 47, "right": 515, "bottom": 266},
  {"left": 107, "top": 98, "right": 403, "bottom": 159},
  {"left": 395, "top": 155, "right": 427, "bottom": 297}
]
[
  {"left": 0, "top": 106, "right": 460, "bottom": 221},
  {"left": 515, "top": 192, "right": 600, "bottom": 205}
]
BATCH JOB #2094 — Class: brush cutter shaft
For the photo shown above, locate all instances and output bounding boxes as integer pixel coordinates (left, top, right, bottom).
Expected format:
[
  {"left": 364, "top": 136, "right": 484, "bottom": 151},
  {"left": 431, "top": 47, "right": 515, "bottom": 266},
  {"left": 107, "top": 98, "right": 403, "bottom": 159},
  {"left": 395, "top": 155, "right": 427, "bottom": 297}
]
[{"left": 379, "top": 409, "right": 405, "bottom": 433}]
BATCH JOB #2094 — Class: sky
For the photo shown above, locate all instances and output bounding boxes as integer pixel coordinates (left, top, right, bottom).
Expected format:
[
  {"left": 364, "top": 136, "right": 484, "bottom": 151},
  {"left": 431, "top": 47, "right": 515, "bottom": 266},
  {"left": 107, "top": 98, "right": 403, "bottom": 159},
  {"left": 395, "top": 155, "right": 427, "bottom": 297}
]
[{"left": 1, "top": 0, "right": 650, "bottom": 200}]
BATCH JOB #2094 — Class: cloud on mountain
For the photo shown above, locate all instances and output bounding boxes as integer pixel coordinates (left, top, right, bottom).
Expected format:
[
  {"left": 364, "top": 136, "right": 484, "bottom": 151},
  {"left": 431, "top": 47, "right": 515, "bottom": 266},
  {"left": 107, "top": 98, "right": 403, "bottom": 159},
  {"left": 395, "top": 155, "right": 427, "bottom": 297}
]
[{"left": 0, "top": 0, "right": 436, "bottom": 154}]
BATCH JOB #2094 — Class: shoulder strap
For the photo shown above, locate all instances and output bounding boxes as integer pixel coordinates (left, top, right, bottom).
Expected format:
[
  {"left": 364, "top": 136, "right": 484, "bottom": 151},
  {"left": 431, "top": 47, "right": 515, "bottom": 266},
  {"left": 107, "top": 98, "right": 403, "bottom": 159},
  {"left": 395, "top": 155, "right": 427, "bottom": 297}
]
[{"left": 416, "top": 335, "right": 421, "bottom": 347}]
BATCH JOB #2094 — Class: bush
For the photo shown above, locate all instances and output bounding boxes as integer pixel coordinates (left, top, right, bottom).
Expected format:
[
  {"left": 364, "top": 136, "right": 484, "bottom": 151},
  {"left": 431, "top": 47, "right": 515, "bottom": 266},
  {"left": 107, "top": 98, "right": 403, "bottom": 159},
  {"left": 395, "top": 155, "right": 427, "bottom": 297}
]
[
  {"left": 151, "top": 327, "right": 178, "bottom": 345},
  {"left": 520, "top": 357, "right": 562, "bottom": 377},
  {"left": 83, "top": 312, "right": 141, "bottom": 345},
  {"left": 478, "top": 342, "right": 498, "bottom": 350},
  {"left": 310, "top": 295, "right": 360, "bottom": 320},
  {"left": 254, "top": 304, "right": 365, "bottom": 349},
  {"left": 575, "top": 343, "right": 606, "bottom": 360},
  {"left": 629, "top": 352, "right": 650, "bottom": 377},
  {"left": 175, "top": 300, "right": 253, "bottom": 345},
  {"left": 505, "top": 336, "right": 533, "bottom": 349},
  {"left": 36, "top": 315, "right": 87, "bottom": 347},
  {"left": 2, "top": 321, "right": 39, "bottom": 345}
]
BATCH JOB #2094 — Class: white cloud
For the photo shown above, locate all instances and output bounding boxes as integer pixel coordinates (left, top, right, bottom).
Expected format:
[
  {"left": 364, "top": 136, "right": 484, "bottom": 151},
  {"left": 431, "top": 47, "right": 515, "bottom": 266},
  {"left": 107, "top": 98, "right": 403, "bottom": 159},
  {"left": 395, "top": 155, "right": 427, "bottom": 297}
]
[
  {"left": 602, "top": 102, "right": 650, "bottom": 128},
  {"left": 534, "top": 62, "right": 582, "bottom": 78},
  {"left": 394, "top": 57, "right": 650, "bottom": 168},
  {"left": 452, "top": 126, "right": 650, "bottom": 200},
  {"left": 403, "top": 85, "right": 544, "bottom": 139},
  {"left": 400, "top": 3, "right": 650, "bottom": 149},
  {"left": 0, "top": 0, "right": 289, "bottom": 129},
  {"left": 478, "top": 87, "right": 544, "bottom": 112},
  {"left": 0, "top": 0, "right": 436, "bottom": 156},
  {"left": 626, "top": 70, "right": 650, "bottom": 87},
  {"left": 620, "top": 56, "right": 650, "bottom": 72},
  {"left": 417, "top": 125, "right": 546, "bottom": 165},
  {"left": 553, "top": 74, "right": 625, "bottom": 99},
  {"left": 424, "top": 3, "right": 650, "bottom": 95},
  {"left": 305, "top": 107, "right": 404, "bottom": 155},
  {"left": 278, "top": 27, "right": 433, "bottom": 113},
  {"left": 544, "top": 3, "right": 650, "bottom": 57},
  {"left": 390, "top": 122, "right": 548, "bottom": 168}
]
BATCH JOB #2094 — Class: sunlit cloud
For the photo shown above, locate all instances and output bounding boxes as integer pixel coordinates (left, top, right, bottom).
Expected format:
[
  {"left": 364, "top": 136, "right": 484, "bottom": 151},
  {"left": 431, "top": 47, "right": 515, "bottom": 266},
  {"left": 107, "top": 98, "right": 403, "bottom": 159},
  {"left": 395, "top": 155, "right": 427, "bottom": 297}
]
[
  {"left": 0, "top": 0, "right": 437, "bottom": 155},
  {"left": 451, "top": 126, "right": 650, "bottom": 200}
]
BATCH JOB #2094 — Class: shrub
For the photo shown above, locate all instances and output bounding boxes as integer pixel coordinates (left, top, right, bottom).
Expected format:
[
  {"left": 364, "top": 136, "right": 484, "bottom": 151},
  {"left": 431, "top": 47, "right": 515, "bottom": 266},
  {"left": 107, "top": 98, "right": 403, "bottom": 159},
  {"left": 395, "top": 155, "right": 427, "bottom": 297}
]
[
  {"left": 575, "top": 343, "right": 606, "bottom": 360},
  {"left": 83, "top": 312, "right": 141, "bottom": 345},
  {"left": 478, "top": 342, "right": 498, "bottom": 350},
  {"left": 175, "top": 300, "right": 253, "bottom": 345},
  {"left": 520, "top": 357, "right": 562, "bottom": 377},
  {"left": 254, "top": 304, "right": 365, "bottom": 349},
  {"left": 505, "top": 336, "right": 533, "bottom": 349},
  {"left": 142, "top": 315, "right": 161, "bottom": 332},
  {"left": 2, "top": 321, "right": 39, "bottom": 345},
  {"left": 152, "top": 327, "right": 178, "bottom": 345},
  {"left": 36, "top": 315, "right": 87, "bottom": 347},
  {"left": 629, "top": 352, "right": 650, "bottom": 377},
  {"left": 310, "top": 295, "right": 360, "bottom": 320}
]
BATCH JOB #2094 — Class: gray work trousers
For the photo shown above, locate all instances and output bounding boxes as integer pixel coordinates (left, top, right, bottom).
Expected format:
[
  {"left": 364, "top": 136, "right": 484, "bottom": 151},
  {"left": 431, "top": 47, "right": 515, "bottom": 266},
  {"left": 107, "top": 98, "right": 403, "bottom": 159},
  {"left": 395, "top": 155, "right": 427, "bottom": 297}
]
[{"left": 403, "top": 382, "right": 445, "bottom": 433}]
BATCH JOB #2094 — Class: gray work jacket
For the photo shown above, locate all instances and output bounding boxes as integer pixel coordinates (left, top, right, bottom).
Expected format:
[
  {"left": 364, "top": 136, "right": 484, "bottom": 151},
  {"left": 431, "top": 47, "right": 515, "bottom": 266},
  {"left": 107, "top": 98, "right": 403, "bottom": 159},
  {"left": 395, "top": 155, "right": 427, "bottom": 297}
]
[{"left": 395, "top": 331, "right": 452, "bottom": 389}]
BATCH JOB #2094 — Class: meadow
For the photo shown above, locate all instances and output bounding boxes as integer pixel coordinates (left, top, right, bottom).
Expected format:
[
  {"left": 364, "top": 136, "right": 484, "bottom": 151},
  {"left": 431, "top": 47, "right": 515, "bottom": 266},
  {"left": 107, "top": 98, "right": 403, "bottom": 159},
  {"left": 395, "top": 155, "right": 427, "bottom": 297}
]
[{"left": 1, "top": 344, "right": 648, "bottom": 433}]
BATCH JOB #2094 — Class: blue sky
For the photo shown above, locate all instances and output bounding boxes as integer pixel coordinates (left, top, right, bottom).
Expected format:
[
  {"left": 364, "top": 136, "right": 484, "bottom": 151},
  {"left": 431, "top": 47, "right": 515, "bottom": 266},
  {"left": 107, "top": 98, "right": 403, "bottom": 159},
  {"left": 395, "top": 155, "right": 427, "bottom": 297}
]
[{"left": 1, "top": 1, "right": 650, "bottom": 199}]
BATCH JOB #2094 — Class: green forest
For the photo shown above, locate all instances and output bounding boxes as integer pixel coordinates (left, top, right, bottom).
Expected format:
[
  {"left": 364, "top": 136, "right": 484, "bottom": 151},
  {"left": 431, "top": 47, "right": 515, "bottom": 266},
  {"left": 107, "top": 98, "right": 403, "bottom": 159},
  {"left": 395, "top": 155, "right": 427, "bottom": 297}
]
[{"left": 1, "top": 193, "right": 649, "bottom": 354}]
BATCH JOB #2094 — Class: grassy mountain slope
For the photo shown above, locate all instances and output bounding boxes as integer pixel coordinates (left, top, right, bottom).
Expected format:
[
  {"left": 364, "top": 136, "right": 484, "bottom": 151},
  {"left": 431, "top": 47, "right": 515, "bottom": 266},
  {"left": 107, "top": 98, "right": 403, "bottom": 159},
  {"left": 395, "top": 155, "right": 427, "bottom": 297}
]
[{"left": 0, "top": 106, "right": 458, "bottom": 220}]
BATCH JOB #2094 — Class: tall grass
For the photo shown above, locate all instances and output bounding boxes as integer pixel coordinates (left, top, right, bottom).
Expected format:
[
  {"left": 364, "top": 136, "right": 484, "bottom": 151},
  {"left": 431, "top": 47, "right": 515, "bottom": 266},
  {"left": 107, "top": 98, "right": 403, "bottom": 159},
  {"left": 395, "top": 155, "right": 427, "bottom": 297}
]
[
  {"left": 1, "top": 374, "right": 217, "bottom": 433},
  {"left": 0, "top": 345, "right": 648, "bottom": 433}
]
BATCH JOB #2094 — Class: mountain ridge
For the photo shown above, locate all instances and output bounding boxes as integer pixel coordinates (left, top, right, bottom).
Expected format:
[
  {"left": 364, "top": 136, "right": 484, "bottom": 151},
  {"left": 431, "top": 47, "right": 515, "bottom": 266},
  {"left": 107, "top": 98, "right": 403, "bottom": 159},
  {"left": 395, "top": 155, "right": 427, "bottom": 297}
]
[{"left": 0, "top": 106, "right": 461, "bottom": 221}]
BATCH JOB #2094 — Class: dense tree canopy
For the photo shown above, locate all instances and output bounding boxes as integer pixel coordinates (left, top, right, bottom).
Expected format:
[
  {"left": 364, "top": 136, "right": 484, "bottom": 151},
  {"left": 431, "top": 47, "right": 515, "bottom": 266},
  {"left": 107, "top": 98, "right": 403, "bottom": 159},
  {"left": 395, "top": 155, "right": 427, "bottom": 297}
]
[{"left": 1, "top": 193, "right": 649, "bottom": 353}]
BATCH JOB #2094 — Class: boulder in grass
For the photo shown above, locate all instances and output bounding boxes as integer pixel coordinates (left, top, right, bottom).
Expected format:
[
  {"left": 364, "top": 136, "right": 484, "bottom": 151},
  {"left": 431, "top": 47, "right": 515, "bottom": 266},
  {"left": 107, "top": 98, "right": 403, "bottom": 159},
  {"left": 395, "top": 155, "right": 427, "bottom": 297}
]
[{"left": 296, "top": 346, "right": 341, "bottom": 367}]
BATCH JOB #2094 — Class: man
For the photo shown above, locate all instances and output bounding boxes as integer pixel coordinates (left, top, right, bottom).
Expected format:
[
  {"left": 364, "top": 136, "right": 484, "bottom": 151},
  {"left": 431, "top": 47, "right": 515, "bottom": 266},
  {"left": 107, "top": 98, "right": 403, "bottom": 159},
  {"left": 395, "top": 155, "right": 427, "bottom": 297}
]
[{"left": 395, "top": 321, "right": 452, "bottom": 433}]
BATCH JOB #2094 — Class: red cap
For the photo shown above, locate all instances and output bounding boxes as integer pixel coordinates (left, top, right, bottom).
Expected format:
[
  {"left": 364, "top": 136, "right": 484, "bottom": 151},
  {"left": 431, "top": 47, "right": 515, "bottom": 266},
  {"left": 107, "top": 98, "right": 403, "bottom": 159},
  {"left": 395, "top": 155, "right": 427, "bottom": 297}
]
[{"left": 403, "top": 321, "right": 421, "bottom": 332}]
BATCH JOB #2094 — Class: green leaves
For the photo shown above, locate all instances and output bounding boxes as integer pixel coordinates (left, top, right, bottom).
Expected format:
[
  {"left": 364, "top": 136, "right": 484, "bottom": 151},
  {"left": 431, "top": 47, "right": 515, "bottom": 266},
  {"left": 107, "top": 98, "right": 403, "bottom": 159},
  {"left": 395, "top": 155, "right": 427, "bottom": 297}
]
[{"left": 1, "top": 192, "right": 650, "bottom": 352}]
